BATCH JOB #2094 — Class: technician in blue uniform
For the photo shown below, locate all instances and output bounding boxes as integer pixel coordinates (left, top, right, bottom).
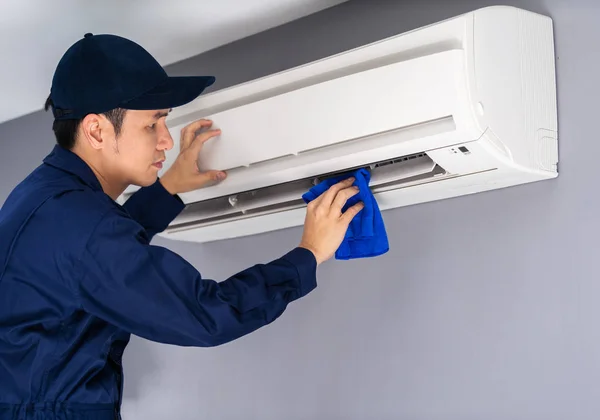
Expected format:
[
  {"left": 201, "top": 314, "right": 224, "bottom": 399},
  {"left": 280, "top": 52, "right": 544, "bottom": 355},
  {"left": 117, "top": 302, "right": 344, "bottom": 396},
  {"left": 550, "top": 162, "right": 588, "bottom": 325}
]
[{"left": 0, "top": 33, "right": 364, "bottom": 420}]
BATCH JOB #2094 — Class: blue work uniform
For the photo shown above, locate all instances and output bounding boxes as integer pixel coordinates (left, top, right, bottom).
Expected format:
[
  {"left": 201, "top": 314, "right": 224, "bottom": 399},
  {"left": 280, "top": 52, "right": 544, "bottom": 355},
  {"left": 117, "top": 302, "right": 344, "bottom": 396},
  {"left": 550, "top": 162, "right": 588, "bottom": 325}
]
[{"left": 0, "top": 145, "right": 317, "bottom": 420}]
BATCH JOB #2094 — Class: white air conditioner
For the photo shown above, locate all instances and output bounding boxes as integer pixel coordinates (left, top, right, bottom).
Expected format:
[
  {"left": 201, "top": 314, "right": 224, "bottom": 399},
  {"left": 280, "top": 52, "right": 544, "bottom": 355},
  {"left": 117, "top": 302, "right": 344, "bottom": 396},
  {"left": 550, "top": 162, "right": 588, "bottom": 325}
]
[{"left": 119, "top": 5, "right": 558, "bottom": 243}]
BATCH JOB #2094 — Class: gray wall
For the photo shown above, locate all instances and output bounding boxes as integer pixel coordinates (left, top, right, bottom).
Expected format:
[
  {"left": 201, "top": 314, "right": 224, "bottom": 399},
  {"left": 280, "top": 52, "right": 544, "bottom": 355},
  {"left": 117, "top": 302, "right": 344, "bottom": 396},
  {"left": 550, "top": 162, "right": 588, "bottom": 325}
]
[{"left": 1, "top": 0, "right": 598, "bottom": 419}]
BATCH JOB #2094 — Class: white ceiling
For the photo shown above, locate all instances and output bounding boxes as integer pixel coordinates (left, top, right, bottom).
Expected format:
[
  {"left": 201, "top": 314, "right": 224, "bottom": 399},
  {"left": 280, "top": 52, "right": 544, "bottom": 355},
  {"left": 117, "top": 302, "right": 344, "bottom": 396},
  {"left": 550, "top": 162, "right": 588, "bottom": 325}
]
[{"left": 0, "top": 0, "right": 347, "bottom": 124}]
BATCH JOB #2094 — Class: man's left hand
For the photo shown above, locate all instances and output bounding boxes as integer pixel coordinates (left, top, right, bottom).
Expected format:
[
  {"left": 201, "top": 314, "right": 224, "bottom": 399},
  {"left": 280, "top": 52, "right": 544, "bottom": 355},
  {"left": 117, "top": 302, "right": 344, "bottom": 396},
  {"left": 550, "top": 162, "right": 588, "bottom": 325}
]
[{"left": 159, "top": 119, "right": 227, "bottom": 195}]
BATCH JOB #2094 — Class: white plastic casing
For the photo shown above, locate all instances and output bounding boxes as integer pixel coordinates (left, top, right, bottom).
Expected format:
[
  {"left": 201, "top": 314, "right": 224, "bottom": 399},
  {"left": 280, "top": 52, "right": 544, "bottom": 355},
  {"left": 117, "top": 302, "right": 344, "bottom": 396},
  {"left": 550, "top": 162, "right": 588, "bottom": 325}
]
[{"left": 118, "top": 6, "right": 558, "bottom": 243}]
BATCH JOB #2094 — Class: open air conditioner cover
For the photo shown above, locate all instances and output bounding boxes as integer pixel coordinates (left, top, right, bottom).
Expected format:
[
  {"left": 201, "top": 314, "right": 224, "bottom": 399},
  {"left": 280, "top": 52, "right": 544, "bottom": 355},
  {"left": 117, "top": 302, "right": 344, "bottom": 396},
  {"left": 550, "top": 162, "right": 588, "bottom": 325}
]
[{"left": 119, "top": 5, "right": 558, "bottom": 243}]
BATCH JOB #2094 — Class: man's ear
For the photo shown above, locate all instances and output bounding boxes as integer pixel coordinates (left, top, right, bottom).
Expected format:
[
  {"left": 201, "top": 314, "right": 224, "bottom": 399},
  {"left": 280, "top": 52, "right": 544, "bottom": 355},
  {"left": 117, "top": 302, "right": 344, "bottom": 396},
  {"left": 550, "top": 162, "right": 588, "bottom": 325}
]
[{"left": 80, "top": 113, "right": 106, "bottom": 150}]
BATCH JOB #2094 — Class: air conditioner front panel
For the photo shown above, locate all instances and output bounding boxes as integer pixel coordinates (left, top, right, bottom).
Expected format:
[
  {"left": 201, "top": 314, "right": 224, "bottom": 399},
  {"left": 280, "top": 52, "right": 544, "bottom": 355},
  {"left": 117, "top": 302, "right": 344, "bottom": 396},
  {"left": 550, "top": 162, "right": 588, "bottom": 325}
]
[
  {"left": 193, "top": 49, "right": 467, "bottom": 170},
  {"left": 163, "top": 50, "right": 482, "bottom": 205},
  {"left": 177, "top": 114, "right": 467, "bottom": 204}
]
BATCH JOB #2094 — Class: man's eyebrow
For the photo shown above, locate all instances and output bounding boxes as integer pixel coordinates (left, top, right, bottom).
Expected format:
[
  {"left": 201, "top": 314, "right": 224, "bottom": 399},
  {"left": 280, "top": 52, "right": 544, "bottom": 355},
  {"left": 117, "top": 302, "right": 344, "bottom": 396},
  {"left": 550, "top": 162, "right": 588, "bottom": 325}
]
[{"left": 153, "top": 108, "right": 173, "bottom": 119}]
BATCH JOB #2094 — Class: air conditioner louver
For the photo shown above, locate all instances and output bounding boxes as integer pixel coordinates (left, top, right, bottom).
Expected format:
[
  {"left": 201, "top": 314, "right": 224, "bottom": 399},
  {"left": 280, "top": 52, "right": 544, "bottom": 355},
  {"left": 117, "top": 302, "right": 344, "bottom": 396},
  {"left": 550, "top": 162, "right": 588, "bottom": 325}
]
[{"left": 167, "top": 153, "right": 447, "bottom": 232}]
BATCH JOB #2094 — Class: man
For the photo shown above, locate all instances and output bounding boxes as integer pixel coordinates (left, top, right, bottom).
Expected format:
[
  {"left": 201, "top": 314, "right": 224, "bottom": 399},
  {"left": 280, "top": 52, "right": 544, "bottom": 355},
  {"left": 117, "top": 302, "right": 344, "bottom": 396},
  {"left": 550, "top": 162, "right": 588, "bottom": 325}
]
[{"left": 0, "top": 33, "right": 363, "bottom": 419}]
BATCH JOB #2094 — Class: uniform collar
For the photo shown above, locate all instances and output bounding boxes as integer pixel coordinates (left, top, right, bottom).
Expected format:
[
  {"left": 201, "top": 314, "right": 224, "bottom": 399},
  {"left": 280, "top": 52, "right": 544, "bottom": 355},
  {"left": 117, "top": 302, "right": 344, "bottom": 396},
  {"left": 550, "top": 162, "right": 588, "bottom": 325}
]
[{"left": 43, "top": 145, "right": 104, "bottom": 192}]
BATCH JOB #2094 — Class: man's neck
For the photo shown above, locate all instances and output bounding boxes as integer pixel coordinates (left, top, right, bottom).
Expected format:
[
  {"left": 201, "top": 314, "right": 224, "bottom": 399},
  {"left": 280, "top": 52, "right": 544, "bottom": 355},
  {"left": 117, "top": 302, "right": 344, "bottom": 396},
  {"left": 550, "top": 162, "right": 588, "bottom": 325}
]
[
  {"left": 71, "top": 148, "right": 126, "bottom": 201},
  {"left": 95, "top": 174, "right": 127, "bottom": 201}
]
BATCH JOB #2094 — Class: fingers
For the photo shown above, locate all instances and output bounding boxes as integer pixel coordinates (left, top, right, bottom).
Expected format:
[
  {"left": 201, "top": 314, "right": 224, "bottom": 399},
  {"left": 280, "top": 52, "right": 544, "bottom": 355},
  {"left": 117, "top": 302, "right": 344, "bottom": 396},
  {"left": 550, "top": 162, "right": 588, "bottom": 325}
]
[
  {"left": 180, "top": 119, "right": 215, "bottom": 150},
  {"left": 189, "top": 128, "right": 221, "bottom": 154},
  {"left": 332, "top": 185, "right": 360, "bottom": 213},
  {"left": 340, "top": 202, "right": 365, "bottom": 224},
  {"left": 320, "top": 177, "right": 355, "bottom": 208}
]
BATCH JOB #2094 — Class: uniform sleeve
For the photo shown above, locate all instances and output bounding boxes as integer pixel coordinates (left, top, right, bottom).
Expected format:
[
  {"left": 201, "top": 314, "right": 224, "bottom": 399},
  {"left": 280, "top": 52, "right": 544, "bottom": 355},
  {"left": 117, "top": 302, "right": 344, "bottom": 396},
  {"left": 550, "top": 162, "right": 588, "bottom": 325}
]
[
  {"left": 121, "top": 178, "right": 185, "bottom": 239},
  {"left": 73, "top": 210, "right": 318, "bottom": 347}
]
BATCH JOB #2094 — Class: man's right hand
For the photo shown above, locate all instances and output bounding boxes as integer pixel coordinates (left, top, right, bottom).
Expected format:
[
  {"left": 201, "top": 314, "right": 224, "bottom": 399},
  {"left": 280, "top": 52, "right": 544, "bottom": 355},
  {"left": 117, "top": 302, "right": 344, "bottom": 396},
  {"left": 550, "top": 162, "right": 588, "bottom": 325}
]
[{"left": 299, "top": 177, "right": 364, "bottom": 265}]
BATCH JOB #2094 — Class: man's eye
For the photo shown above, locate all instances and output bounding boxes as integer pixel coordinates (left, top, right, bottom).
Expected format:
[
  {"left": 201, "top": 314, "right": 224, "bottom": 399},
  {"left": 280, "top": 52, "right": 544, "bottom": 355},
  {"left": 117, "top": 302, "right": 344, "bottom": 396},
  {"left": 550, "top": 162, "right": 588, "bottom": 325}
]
[{"left": 148, "top": 123, "right": 156, "bottom": 130}]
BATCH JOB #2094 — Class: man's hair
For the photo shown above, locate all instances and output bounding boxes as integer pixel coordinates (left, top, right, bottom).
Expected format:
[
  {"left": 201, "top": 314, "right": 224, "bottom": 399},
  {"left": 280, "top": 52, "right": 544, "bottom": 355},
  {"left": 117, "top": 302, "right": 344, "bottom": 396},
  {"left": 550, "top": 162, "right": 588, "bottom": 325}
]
[{"left": 44, "top": 96, "right": 127, "bottom": 150}]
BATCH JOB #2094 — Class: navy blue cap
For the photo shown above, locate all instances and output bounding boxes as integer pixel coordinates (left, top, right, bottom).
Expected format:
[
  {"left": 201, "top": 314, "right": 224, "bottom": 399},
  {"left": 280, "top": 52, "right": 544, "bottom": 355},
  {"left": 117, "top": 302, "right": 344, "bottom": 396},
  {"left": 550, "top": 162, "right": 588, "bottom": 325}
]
[{"left": 49, "top": 33, "right": 215, "bottom": 120}]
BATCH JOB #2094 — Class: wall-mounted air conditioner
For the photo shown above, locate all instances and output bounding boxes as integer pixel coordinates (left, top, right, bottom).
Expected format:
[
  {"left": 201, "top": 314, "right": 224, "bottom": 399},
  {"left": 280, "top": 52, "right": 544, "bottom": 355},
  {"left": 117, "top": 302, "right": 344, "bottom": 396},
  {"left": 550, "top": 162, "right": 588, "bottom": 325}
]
[{"left": 119, "top": 5, "right": 558, "bottom": 243}]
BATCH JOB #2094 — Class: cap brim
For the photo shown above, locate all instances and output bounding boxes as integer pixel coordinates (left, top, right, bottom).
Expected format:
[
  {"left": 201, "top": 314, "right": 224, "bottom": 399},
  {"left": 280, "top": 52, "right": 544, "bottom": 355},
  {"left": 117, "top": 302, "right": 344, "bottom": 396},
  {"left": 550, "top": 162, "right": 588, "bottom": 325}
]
[{"left": 121, "top": 76, "right": 216, "bottom": 110}]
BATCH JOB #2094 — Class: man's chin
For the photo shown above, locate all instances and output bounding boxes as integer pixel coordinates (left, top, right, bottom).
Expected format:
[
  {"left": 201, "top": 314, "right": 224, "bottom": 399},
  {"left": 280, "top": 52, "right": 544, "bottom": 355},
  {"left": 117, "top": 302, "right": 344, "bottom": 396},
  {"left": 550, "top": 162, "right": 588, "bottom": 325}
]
[{"left": 130, "top": 177, "right": 159, "bottom": 189}]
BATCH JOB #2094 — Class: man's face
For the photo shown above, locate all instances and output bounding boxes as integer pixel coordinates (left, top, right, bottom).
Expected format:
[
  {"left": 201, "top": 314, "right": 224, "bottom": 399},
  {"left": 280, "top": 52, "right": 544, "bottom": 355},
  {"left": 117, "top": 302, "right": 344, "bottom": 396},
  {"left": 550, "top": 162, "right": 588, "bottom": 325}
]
[{"left": 101, "top": 108, "right": 174, "bottom": 188}]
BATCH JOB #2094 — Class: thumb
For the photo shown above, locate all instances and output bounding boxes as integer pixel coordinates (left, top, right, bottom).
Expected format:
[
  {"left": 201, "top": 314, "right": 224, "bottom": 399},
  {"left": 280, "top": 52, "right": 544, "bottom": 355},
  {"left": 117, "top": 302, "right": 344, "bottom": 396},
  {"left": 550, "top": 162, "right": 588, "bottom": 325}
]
[{"left": 197, "top": 169, "right": 227, "bottom": 184}]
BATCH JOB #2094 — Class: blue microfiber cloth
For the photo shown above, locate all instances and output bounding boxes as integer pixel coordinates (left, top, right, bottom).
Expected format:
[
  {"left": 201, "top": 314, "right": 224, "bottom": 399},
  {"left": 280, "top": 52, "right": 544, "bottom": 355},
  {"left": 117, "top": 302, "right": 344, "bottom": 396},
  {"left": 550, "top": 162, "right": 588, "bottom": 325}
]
[{"left": 302, "top": 168, "right": 389, "bottom": 260}]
